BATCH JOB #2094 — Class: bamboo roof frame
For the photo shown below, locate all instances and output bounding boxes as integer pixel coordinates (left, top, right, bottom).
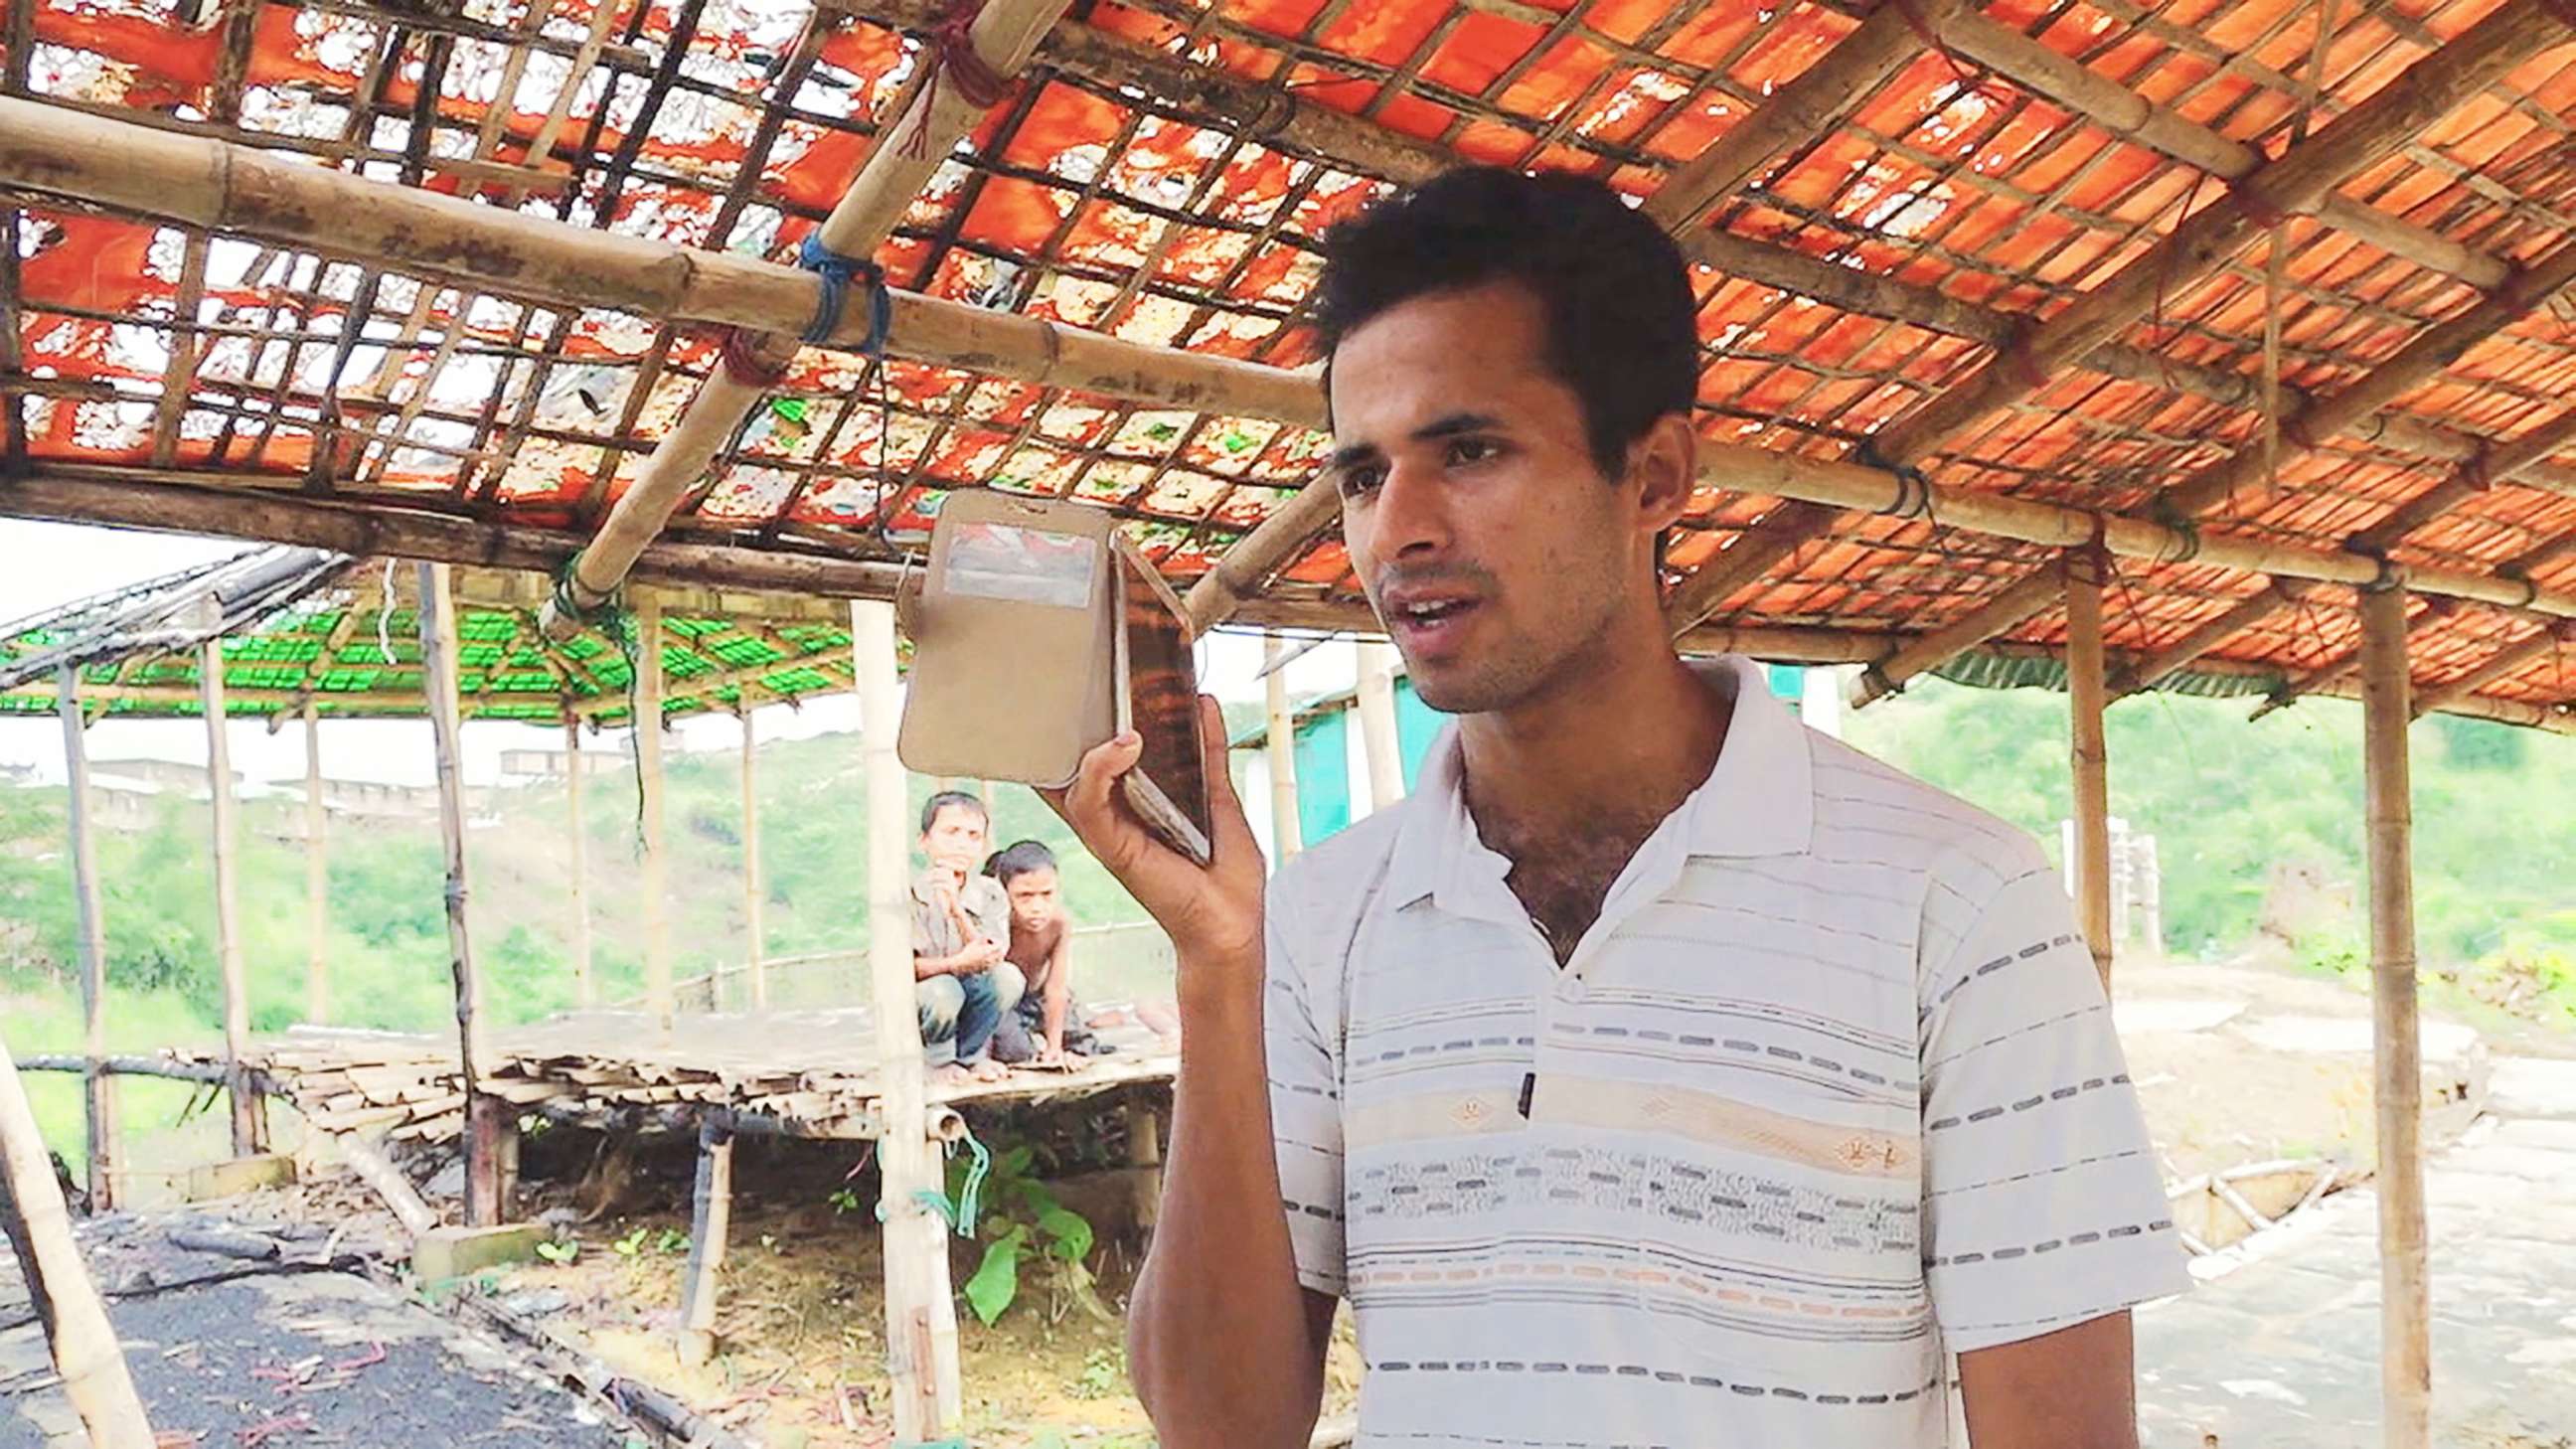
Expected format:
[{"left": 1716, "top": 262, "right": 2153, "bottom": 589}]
[{"left": 0, "top": 0, "right": 2571, "bottom": 731}]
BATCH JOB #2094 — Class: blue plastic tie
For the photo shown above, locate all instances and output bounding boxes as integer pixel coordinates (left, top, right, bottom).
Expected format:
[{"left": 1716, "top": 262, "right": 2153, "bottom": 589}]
[
  {"left": 798, "top": 231, "right": 890, "bottom": 351},
  {"left": 873, "top": 1121, "right": 992, "bottom": 1241}
]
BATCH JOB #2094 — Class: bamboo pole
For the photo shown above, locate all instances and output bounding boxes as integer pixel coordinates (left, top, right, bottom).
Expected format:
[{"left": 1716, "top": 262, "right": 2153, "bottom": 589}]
[
  {"left": 565, "top": 720, "right": 594, "bottom": 1009},
  {"left": 1641, "top": 0, "right": 1967, "bottom": 234},
  {"left": 1873, "top": 0, "right": 2573, "bottom": 470},
  {"left": 417, "top": 562, "right": 499, "bottom": 1224},
  {"left": 200, "top": 639, "right": 263, "bottom": 1157},
  {"left": 1664, "top": 505, "right": 1838, "bottom": 635},
  {"left": 303, "top": 703, "right": 328, "bottom": 1026},
  {"left": 55, "top": 666, "right": 117, "bottom": 1212},
  {"left": 1932, "top": 11, "right": 2511, "bottom": 291},
  {"left": 2108, "top": 580, "right": 2314, "bottom": 698},
  {"left": 540, "top": 0, "right": 1071, "bottom": 636},
  {"left": 2163, "top": 241, "right": 2576, "bottom": 518},
  {"left": 2413, "top": 622, "right": 2574, "bottom": 718},
  {"left": 741, "top": 711, "right": 766, "bottom": 1014},
  {"left": 2359, "top": 582, "right": 2432, "bottom": 1449},
  {"left": 676, "top": 1120, "right": 733, "bottom": 1368},
  {"left": 1354, "top": 642, "right": 1406, "bottom": 812},
  {"left": 1126, "top": 1098, "right": 1163, "bottom": 1241},
  {"left": 636, "top": 595, "right": 674, "bottom": 1036},
  {"left": 2066, "top": 554, "right": 2114, "bottom": 992},
  {"left": 1850, "top": 569, "right": 2067, "bottom": 707},
  {"left": 330, "top": 1128, "right": 437, "bottom": 1238},
  {"left": 0, "top": 1042, "right": 155, "bottom": 1447},
  {"left": 0, "top": 96, "right": 1323, "bottom": 431},
  {"left": 856, "top": 597, "right": 964, "bottom": 1439},
  {"left": 1264, "top": 636, "right": 1303, "bottom": 861}
]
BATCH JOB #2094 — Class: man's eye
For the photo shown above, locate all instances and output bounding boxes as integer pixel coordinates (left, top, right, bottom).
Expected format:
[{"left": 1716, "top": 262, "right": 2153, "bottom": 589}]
[
  {"left": 1339, "top": 465, "right": 1385, "bottom": 498},
  {"left": 1448, "top": 436, "right": 1503, "bottom": 465}
]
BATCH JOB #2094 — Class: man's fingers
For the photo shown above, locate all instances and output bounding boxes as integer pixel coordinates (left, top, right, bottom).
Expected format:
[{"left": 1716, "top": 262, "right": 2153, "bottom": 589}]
[{"left": 1196, "top": 694, "right": 1266, "bottom": 869}]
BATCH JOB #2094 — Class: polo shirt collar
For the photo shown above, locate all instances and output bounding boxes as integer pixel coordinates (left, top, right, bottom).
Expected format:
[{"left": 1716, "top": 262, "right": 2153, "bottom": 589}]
[{"left": 1383, "top": 655, "right": 1816, "bottom": 913}]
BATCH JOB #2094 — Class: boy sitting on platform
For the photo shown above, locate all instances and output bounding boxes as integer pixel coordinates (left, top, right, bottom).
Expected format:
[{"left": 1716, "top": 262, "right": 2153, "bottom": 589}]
[
  {"left": 911, "top": 790, "right": 1024, "bottom": 1085},
  {"left": 984, "top": 840, "right": 1105, "bottom": 1066}
]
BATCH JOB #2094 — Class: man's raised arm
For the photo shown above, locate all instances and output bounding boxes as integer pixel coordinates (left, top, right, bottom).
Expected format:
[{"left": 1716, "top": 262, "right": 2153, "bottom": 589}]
[{"left": 1044, "top": 701, "right": 1335, "bottom": 1448}]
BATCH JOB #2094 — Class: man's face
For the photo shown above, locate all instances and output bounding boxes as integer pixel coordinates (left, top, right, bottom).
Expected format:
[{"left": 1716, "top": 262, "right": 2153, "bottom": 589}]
[
  {"left": 1329, "top": 280, "right": 1664, "bottom": 717},
  {"left": 1004, "top": 867, "right": 1060, "bottom": 931},
  {"left": 920, "top": 805, "right": 988, "bottom": 877}
]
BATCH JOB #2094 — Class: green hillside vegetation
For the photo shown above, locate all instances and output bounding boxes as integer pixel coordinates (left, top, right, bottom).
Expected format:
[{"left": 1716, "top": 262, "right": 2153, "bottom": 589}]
[{"left": 1842, "top": 678, "right": 2576, "bottom": 1001}]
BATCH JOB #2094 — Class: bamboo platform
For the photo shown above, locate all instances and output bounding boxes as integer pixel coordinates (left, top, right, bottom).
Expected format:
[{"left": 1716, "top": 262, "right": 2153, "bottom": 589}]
[{"left": 142, "top": 1013, "right": 1180, "bottom": 1147}]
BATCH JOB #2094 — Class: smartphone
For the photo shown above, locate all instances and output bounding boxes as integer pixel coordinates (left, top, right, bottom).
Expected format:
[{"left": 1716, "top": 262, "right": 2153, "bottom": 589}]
[{"left": 1111, "top": 537, "right": 1213, "bottom": 866}]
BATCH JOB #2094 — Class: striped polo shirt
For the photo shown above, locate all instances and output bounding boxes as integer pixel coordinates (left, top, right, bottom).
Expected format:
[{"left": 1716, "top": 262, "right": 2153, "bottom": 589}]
[{"left": 1265, "top": 656, "right": 2188, "bottom": 1448}]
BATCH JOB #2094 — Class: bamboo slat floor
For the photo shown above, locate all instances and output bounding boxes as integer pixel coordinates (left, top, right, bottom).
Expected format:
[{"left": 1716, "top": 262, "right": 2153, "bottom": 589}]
[{"left": 151, "top": 1012, "right": 1180, "bottom": 1146}]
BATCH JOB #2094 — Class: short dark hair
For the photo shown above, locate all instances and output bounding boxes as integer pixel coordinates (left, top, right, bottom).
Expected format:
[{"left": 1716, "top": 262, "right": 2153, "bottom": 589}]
[
  {"left": 1316, "top": 166, "right": 1698, "bottom": 479},
  {"left": 919, "top": 790, "right": 987, "bottom": 836},
  {"left": 984, "top": 839, "right": 1057, "bottom": 884}
]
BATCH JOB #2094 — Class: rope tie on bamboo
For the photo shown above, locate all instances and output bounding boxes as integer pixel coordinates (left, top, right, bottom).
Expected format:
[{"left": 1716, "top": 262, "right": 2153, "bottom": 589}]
[
  {"left": 717, "top": 327, "right": 788, "bottom": 391},
  {"left": 2147, "top": 496, "right": 2202, "bottom": 564},
  {"left": 2498, "top": 564, "right": 2542, "bottom": 610},
  {"left": 798, "top": 232, "right": 891, "bottom": 351},
  {"left": 876, "top": 1118, "right": 991, "bottom": 1239},
  {"left": 2357, "top": 553, "right": 2404, "bottom": 595},
  {"left": 900, "top": 0, "right": 1014, "bottom": 160},
  {"left": 1853, "top": 439, "right": 1932, "bottom": 520},
  {"left": 2230, "top": 174, "right": 2293, "bottom": 231},
  {"left": 1858, "top": 662, "right": 1901, "bottom": 702},
  {"left": 2065, "top": 531, "right": 2111, "bottom": 589}
]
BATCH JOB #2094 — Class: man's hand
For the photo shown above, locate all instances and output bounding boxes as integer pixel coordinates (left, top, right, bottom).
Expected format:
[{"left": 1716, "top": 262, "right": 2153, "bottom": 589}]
[
  {"left": 1043, "top": 696, "right": 1266, "bottom": 988},
  {"left": 956, "top": 939, "right": 1006, "bottom": 976}
]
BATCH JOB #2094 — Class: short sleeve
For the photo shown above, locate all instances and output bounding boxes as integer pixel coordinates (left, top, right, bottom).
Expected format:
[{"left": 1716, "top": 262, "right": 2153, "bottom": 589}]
[
  {"left": 1266, "top": 905, "right": 1347, "bottom": 1298},
  {"left": 1917, "top": 857, "right": 2191, "bottom": 1354}
]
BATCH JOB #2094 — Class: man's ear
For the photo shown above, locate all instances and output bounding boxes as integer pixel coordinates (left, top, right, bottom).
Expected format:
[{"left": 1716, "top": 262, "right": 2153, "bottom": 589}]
[{"left": 1627, "top": 410, "right": 1698, "bottom": 536}]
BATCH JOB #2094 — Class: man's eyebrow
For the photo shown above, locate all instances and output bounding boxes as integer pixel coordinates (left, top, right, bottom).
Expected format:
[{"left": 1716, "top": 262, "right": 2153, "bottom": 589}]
[
  {"left": 1328, "top": 413, "right": 1505, "bottom": 473},
  {"left": 1413, "top": 412, "right": 1504, "bottom": 442},
  {"left": 1328, "top": 439, "right": 1384, "bottom": 473}
]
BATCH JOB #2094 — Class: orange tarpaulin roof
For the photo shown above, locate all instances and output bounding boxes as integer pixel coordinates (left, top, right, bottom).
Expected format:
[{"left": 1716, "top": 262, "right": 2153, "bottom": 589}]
[{"left": 4, "top": 0, "right": 2575, "bottom": 721}]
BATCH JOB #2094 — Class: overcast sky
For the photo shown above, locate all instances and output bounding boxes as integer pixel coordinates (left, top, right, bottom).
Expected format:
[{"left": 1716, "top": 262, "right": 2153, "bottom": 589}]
[{"left": 0, "top": 518, "right": 1354, "bottom": 787}]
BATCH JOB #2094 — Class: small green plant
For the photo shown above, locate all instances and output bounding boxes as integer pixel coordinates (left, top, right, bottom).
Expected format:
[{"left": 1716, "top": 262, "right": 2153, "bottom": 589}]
[
  {"left": 828, "top": 1186, "right": 864, "bottom": 1216},
  {"left": 955, "top": 1142, "right": 1102, "bottom": 1327},
  {"left": 656, "top": 1228, "right": 692, "bottom": 1256},
  {"left": 535, "top": 1239, "right": 578, "bottom": 1265},
  {"left": 610, "top": 1225, "right": 650, "bottom": 1257}
]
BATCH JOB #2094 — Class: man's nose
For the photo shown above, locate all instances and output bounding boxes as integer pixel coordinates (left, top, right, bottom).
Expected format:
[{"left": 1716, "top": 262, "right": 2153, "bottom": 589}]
[{"left": 1369, "top": 458, "right": 1451, "bottom": 559}]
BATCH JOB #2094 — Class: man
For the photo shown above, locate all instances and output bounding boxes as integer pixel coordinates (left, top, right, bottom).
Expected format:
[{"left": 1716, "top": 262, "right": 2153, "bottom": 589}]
[
  {"left": 912, "top": 790, "right": 1023, "bottom": 1085},
  {"left": 1048, "top": 168, "right": 2187, "bottom": 1448}
]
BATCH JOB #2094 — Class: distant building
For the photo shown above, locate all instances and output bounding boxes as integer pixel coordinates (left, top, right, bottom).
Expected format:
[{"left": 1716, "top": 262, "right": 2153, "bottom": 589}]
[
  {"left": 498, "top": 745, "right": 621, "bottom": 785},
  {"left": 85, "top": 757, "right": 245, "bottom": 799}
]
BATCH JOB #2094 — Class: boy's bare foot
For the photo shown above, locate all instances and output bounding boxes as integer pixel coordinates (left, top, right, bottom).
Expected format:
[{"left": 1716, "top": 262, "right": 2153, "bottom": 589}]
[
  {"left": 928, "top": 1062, "right": 974, "bottom": 1086},
  {"left": 969, "top": 1058, "right": 1011, "bottom": 1083}
]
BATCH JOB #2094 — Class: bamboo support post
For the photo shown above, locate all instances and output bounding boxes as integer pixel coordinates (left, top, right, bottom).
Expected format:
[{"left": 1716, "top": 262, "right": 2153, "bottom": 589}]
[
  {"left": 301, "top": 703, "right": 329, "bottom": 1026},
  {"left": 541, "top": 0, "right": 1071, "bottom": 636},
  {"left": 55, "top": 666, "right": 117, "bottom": 1212},
  {"left": 741, "top": 711, "right": 766, "bottom": 1013},
  {"left": 1354, "top": 642, "right": 1407, "bottom": 813},
  {"left": 200, "top": 639, "right": 264, "bottom": 1157},
  {"left": 2066, "top": 554, "right": 2114, "bottom": 991},
  {"left": 0, "top": 1042, "right": 156, "bottom": 1447},
  {"left": 1125, "top": 1098, "right": 1163, "bottom": 1241},
  {"left": 565, "top": 720, "right": 594, "bottom": 1009},
  {"left": 676, "top": 1119, "right": 734, "bottom": 1368},
  {"left": 1264, "top": 636, "right": 1303, "bottom": 860},
  {"left": 637, "top": 596, "right": 675, "bottom": 1036},
  {"left": 2359, "top": 581, "right": 2431, "bottom": 1449},
  {"left": 855, "top": 597, "right": 964, "bottom": 1439},
  {"left": 419, "top": 562, "right": 501, "bottom": 1224}
]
